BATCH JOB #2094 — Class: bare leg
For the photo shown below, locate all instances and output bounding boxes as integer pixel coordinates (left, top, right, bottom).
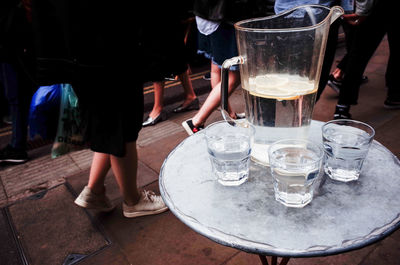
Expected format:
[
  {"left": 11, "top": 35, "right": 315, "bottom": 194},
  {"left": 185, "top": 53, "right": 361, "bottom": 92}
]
[
  {"left": 192, "top": 68, "right": 240, "bottom": 127},
  {"left": 209, "top": 63, "right": 236, "bottom": 118},
  {"left": 110, "top": 141, "right": 141, "bottom": 206},
  {"left": 177, "top": 69, "right": 197, "bottom": 107},
  {"left": 149, "top": 81, "right": 165, "bottom": 119},
  {"left": 210, "top": 62, "right": 221, "bottom": 88},
  {"left": 87, "top": 152, "right": 111, "bottom": 194}
]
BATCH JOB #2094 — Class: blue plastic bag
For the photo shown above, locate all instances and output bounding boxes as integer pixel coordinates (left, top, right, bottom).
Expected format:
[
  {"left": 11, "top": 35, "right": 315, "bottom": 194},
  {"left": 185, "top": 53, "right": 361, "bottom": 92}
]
[{"left": 29, "top": 84, "right": 62, "bottom": 140}]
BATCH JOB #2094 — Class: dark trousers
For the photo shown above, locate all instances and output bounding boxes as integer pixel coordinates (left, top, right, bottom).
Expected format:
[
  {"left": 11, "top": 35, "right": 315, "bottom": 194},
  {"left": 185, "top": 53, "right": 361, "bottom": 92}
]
[
  {"left": 0, "top": 62, "right": 33, "bottom": 150},
  {"left": 336, "top": 20, "right": 357, "bottom": 71},
  {"left": 316, "top": 19, "right": 340, "bottom": 101},
  {"left": 0, "top": 80, "right": 9, "bottom": 119},
  {"left": 338, "top": 0, "right": 398, "bottom": 105}
]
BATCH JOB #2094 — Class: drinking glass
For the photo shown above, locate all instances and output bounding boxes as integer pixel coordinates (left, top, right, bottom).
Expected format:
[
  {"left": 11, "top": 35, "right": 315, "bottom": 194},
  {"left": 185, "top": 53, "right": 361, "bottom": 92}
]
[
  {"left": 322, "top": 119, "right": 375, "bottom": 182},
  {"left": 269, "top": 139, "right": 324, "bottom": 207},
  {"left": 205, "top": 121, "right": 255, "bottom": 186}
]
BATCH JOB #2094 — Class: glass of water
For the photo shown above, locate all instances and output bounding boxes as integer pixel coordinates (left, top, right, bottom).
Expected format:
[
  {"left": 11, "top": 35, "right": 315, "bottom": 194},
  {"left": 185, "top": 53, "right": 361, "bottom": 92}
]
[
  {"left": 322, "top": 119, "right": 375, "bottom": 182},
  {"left": 268, "top": 139, "right": 324, "bottom": 208},
  {"left": 205, "top": 121, "right": 255, "bottom": 186}
]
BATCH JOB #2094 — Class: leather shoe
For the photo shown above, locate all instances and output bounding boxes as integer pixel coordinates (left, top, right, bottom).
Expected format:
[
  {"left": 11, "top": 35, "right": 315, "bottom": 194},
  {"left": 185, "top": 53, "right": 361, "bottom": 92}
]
[
  {"left": 142, "top": 111, "right": 167, "bottom": 127},
  {"left": 173, "top": 98, "right": 199, "bottom": 113}
]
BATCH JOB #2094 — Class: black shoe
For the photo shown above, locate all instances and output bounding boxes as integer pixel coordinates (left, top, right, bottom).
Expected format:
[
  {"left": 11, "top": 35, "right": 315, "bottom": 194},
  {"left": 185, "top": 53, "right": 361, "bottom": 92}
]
[
  {"left": 383, "top": 99, "right": 400, "bottom": 109},
  {"left": 173, "top": 98, "right": 200, "bottom": 113},
  {"left": 2, "top": 115, "right": 12, "bottom": 125},
  {"left": 361, "top": 75, "right": 368, "bottom": 84},
  {"left": 142, "top": 111, "right": 167, "bottom": 127},
  {"left": 164, "top": 74, "right": 177, "bottom": 81},
  {"left": 328, "top": 75, "right": 368, "bottom": 93},
  {"left": 182, "top": 119, "right": 204, "bottom": 135},
  {"left": 333, "top": 105, "right": 352, "bottom": 120},
  {"left": 202, "top": 72, "right": 211, "bottom": 81},
  {"left": 327, "top": 74, "right": 342, "bottom": 93},
  {"left": 0, "top": 145, "right": 28, "bottom": 164}
]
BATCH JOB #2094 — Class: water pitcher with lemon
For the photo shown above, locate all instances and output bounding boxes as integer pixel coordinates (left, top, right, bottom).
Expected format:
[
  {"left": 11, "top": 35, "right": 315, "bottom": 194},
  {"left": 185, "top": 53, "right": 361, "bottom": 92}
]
[{"left": 221, "top": 5, "right": 343, "bottom": 165}]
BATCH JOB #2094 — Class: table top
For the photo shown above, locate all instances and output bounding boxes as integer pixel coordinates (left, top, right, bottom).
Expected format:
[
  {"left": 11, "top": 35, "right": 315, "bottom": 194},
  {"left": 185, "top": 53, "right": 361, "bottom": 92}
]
[{"left": 159, "top": 120, "right": 400, "bottom": 258}]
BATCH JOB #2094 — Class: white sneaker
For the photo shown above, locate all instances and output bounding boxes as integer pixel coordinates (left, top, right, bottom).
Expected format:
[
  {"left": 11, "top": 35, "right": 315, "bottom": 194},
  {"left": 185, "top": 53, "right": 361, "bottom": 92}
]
[
  {"left": 123, "top": 190, "right": 168, "bottom": 218},
  {"left": 74, "top": 186, "right": 115, "bottom": 212}
]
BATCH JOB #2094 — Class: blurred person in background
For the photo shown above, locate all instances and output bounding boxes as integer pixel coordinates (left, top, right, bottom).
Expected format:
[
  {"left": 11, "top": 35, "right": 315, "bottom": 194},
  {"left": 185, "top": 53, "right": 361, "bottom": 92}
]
[
  {"left": 333, "top": 0, "right": 397, "bottom": 119},
  {"left": 0, "top": 0, "right": 36, "bottom": 164},
  {"left": 182, "top": 0, "right": 275, "bottom": 135},
  {"left": 31, "top": 0, "right": 168, "bottom": 217},
  {"left": 142, "top": 6, "right": 198, "bottom": 127}
]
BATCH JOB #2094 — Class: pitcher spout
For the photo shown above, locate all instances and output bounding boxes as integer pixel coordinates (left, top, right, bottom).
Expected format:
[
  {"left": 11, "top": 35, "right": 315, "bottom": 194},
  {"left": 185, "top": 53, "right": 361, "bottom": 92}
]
[{"left": 329, "top": 6, "right": 344, "bottom": 24}]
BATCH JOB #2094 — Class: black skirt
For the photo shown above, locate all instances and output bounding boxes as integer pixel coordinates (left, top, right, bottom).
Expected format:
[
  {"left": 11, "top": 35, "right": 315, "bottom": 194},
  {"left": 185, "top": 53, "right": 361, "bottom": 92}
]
[{"left": 72, "top": 66, "right": 144, "bottom": 157}]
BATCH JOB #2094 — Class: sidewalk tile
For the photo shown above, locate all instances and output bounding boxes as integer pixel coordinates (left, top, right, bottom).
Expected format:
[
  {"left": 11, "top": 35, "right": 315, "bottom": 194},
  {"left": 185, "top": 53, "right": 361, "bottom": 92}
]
[
  {"left": 77, "top": 243, "right": 131, "bottom": 265},
  {"left": 0, "top": 208, "right": 22, "bottom": 265},
  {"left": 96, "top": 182, "right": 238, "bottom": 265},
  {"left": 0, "top": 154, "right": 79, "bottom": 202},
  {"left": 360, "top": 230, "right": 400, "bottom": 265},
  {"left": 7, "top": 185, "right": 109, "bottom": 265},
  {"left": 137, "top": 130, "right": 189, "bottom": 174}
]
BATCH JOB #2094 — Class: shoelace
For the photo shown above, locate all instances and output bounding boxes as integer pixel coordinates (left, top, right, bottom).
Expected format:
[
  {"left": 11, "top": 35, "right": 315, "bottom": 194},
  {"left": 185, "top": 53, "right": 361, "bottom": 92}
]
[{"left": 142, "top": 190, "right": 162, "bottom": 203}]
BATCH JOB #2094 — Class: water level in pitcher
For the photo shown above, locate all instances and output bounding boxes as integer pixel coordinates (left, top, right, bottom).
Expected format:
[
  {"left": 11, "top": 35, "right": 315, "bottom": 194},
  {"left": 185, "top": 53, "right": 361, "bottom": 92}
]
[{"left": 242, "top": 74, "right": 317, "bottom": 165}]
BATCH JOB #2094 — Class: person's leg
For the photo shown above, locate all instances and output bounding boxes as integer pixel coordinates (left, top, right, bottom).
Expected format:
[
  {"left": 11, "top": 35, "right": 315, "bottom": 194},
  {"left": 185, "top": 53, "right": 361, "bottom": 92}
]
[
  {"left": 383, "top": 4, "right": 399, "bottom": 106},
  {"left": 0, "top": 82, "right": 9, "bottom": 124},
  {"left": 192, "top": 69, "right": 240, "bottom": 127},
  {"left": 335, "top": 6, "right": 385, "bottom": 118},
  {"left": 0, "top": 63, "right": 30, "bottom": 163},
  {"left": 75, "top": 142, "right": 141, "bottom": 211},
  {"left": 316, "top": 19, "right": 340, "bottom": 100},
  {"left": 74, "top": 151, "right": 114, "bottom": 211},
  {"left": 110, "top": 141, "right": 140, "bottom": 206},
  {"left": 338, "top": 12, "right": 385, "bottom": 107},
  {"left": 210, "top": 61, "right": 221, "bottom": 89},
  {"left": 87, "top": 152, "right": 111, "bottom": 194},
  {"left": 2, "top": 64, "right": 23, "bottom": 149},
  {"left": 13, "top": 62, "right": 34, "bottom": 150},
  {"left": 112, "top": 141, "right": 168, "bottom": 218},
  {"left": 148, "top": 81, "right": 165, "bottom": 119},
  {"left": 177, "top": 69, "right": 197, "bottom": 106}
]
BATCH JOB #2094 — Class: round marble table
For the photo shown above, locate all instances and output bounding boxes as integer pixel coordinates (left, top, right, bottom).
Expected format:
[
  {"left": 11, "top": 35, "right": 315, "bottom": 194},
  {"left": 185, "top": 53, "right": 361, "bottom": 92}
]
[{"left": 159, "top": 120, "right": 400, "bottom": 260}]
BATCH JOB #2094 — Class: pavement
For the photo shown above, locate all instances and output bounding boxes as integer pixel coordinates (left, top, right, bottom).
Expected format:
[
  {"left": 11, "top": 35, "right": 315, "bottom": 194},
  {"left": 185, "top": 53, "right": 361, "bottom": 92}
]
[{"left": 1, "top": 36, "right": 400, "bottom": 265}]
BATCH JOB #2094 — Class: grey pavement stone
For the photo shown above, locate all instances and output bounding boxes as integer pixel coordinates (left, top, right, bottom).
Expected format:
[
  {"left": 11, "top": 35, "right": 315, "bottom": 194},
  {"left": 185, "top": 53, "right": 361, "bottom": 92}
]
[
  {"left": 138, "top": 120, "right": 185, "bottom": 148},
  {"left": 68, "top": 149, "right": 93, "bottom": 170},
  {"left": 0, "top": 154, "right": 79, "bottom": 203},
  {"left": 0, "top": 178, "right": 6, "bottom": 206},
  {"left": 7, "top": 185, "right": 109, "bottom": 265}
]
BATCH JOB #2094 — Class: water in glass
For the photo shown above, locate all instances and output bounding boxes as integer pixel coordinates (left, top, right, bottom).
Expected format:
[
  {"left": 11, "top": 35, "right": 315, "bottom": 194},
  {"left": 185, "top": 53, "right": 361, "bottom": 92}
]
[
  {"left": 207, "top": 134, "right": 252, "bottom": 186},
  {"left": 323, "top": 125, "right": 372, "bottom": 182}
]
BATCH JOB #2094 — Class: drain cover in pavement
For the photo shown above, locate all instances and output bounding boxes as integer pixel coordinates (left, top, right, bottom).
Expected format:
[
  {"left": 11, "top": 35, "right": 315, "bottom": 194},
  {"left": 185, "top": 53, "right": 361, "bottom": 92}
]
[
  {"left": 7, "top": 184, "right": 110, "bottom": 265},
  {"left": 0, "top": 208, "right": 23, "bottom": 265}
]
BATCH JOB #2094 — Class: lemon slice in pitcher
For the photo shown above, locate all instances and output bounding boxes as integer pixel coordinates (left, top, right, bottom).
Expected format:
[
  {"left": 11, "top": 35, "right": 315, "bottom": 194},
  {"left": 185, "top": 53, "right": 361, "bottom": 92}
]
[{"left": 254, "top": 74, "right": 291, "bottom": 97}]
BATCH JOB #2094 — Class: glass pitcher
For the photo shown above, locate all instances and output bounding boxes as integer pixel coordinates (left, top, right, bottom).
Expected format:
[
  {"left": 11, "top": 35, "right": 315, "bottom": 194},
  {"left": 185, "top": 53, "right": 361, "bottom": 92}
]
[{"left": 221, "top": 5, "right": 343, "bottom": 165}]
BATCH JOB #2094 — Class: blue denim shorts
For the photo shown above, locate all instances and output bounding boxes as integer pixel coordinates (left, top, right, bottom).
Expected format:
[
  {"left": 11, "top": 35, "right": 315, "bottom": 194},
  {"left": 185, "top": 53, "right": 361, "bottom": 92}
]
[{"left": 197, "top": 23, "right": 239, "bottom": 71}]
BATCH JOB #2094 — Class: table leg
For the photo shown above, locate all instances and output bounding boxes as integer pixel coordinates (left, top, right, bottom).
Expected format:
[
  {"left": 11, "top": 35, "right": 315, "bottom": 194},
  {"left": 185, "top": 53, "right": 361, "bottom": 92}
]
[
  {"left": 258, "top": 255, "right": 269, "bottom": 265},
  {"left": 258, "top": 255, "right": 291, "bottom": 265},
  {"left": 279, "top": 257, "right": 290, "bottom": 265}
]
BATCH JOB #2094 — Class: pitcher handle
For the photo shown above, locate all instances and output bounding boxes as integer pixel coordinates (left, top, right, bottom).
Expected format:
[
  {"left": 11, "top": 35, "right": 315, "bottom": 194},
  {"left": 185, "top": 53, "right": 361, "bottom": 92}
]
[{"left": 221, "top": 56, "right": 244, "bottom": 116}]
